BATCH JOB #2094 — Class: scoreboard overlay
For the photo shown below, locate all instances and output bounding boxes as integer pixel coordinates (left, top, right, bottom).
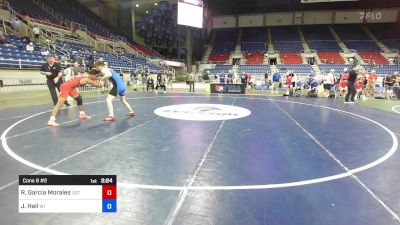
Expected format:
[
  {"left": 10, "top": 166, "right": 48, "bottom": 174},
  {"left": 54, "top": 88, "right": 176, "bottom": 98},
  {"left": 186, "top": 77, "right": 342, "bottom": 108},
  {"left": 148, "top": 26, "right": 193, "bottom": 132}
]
[{"left": 18, "top": 175, "right": 117, "bottom": 213}]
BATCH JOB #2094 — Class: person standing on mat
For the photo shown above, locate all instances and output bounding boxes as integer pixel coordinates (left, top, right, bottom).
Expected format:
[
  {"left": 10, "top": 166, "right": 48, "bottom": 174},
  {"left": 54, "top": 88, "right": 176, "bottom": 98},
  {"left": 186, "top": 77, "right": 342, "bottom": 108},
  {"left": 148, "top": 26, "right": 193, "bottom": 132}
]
[
  {"left": 40, "top": 54, "right": 70, "bottom": 107},
  {"left": 188, "top": 72, "right": 196, "bottom": 92},
  {"left": 345, "top": 67, "right": 358, "bottom": 103},
  {"left": 47, "top": 70, "right": 102, "bottom": 127},
  {"left": 96, "top": 61, "right": 135, "bottom": 121}
]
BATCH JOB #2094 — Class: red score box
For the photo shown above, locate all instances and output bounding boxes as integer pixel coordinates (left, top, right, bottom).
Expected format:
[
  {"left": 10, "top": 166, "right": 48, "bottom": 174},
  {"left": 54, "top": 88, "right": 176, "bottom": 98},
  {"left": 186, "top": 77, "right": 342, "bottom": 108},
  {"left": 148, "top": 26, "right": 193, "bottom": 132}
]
[{"left": 102, "top": 185, "right": 117, "bottom": 199}]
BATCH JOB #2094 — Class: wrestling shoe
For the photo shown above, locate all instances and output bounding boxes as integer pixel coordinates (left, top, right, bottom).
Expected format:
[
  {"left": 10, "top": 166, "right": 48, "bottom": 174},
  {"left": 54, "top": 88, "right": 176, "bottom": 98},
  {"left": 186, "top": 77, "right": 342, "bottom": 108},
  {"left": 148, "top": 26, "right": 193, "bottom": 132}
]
[
  {"left": 126, "top": 112, "right": 136, "bottom": 117},
  {"left": 103, "top": 116, "right": 116, "bottom": 121},
  {"left": 79, "top": 113, "right": 92, "bottom": 120},
  {"left": 47, "top": 120, "right": 59, "bottom": 127}
]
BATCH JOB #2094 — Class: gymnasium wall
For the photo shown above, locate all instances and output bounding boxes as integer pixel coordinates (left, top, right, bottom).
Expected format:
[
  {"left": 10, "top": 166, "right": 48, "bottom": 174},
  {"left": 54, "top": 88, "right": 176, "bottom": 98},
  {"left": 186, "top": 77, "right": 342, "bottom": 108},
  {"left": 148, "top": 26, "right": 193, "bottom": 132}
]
[
  {"left": 212, "top": 7, "right": 400, "bottom": 28},
  {"left": 238, "top": 14, "right": 264, "bottom": 27},
  {"left": 212, "top": 16, "right": 236, "bottom": 28},
  {"left": 303, "top": 11, "right": 333, "bottom": 24},
  {"left": 265, "top": 13, "right": 293, "bottom": 26}
]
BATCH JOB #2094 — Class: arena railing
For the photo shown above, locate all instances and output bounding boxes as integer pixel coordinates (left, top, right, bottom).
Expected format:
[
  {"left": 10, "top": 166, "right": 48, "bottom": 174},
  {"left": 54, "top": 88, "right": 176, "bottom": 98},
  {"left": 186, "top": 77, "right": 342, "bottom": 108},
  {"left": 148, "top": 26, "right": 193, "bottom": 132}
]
[
  {"left": 26, "top": 17, "right": 68, "bottom": 31},
  {"left": 0, "top": 59, "right": 44, "bottom": 69},
  {"left": 0, "top": 77, "right": 105, "bottom": 94},
  {"left": 302, "top": 49, "right": 317, "bottom": 54}
]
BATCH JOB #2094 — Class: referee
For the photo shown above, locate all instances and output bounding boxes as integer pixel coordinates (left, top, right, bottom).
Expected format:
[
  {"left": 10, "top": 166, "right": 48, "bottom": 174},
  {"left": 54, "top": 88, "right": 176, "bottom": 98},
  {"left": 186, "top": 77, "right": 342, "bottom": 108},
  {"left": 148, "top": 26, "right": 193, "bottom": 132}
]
[{"left": 40, "top": 54, "right": 69, "bottom": 106}]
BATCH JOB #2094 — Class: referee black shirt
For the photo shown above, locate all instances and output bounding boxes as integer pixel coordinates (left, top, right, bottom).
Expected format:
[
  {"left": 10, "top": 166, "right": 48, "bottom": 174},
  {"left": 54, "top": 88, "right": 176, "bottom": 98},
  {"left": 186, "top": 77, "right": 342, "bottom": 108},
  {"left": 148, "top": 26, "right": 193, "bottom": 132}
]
[
  {"left": 348, "top": 70, "right": 357, "bottom": 83},
  {"left": 40, "top": 62, "right": 62, "bottom": 81}
]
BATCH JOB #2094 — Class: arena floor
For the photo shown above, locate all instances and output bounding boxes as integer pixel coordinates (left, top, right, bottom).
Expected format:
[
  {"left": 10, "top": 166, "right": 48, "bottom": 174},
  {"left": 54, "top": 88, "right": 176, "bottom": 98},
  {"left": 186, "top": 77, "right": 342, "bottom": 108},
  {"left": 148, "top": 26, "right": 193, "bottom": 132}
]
[{"left": 1, "top": 92, "right": 400, "bottom": 225}]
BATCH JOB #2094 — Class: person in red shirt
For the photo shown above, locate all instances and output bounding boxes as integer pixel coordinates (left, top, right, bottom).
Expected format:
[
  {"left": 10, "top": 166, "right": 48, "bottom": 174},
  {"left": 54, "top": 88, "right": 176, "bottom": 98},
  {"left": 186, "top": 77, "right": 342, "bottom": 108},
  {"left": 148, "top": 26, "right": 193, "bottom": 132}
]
[
  {"left": 365, "top": 70, "right": 378, "bottom": 97},
  {"left": 339, "top": 68, "right": 349, "bottom": 96},
  {"left": 47, "top": 69, "right": 102, "bottom": 127},
  {"left": 286, "top": 73, "right": 293, "bottom": 96},
  {"left": 355, "top": 74, "right": 365, "bottom": 100}
]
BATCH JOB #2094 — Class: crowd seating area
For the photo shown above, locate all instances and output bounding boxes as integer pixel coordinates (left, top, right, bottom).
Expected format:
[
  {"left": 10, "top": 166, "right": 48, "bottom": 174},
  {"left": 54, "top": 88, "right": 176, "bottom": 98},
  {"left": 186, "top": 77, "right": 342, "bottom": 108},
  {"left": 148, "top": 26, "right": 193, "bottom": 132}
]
[
  {"left": 207, "top": 64, "right": 232, "bottom": 74},
  {"left": 208, "top": 53, "right": 230, "bottom": 63},
  {"left": 209, "top": 29, "right": 239, "bottom": 63},
  {"left": 214, "top": 28, "right": 239, "bottom": 43},
  {"left": 7, "top": 0, "right": 155, "bottom": 57},
  {"left": 318, "top": 52, "right": 345, "bottom": 64},
  {"left": 241, "top": 27, "right": 268, "bottom": 54},
  {"left": 280, "top": 53, "right": 303, "bottom": 64},
  {"left": 276, "top": 64, "right": 312, "bottom": 75},
  {"left": 382, "top": 40, "right": 400, "bottom": 50},
  {"left": 333, "top": 25, "right": 381, "bottom": 52},
  {"left": 7, "top": 0, "right": 58, "bottom": 24},
  {"left": 367, "top": 23, "right": 400, "bottom": 51},
  {"left": 358, "top": 52, "right": 388, "bottom": 64},
  {"left": 244, "top": 52, "right": 264, "bottom": 64},
  {"left": 238, "top": 64, "right": 270, "bottom": 75},
  {"left": 271, "top": 26, "right": 303, "bottom": 52},
  {"left": 40, "top": 0, "right": 109, "bottom": 37},
  {"left": 241, "top": 28, "right": 268, "bottom": 42},
  {"left": 369, "top": 65, "right": 400, "bottom": 74},
  {"left": 0, "top": 34, "right": 162, "bottom": 71},
  {"left": 0, "top": 35, "right": 44, "bottom": 67},
  {"left": 56, "top": 40, "right": 92, "bottom": 52},
  {"left": 303, "top": 26, "right": 341, "bottom": 52},
  {"left": 130, "top": 44, "right": 153, "bottom": 56},
  {"left": 241, "top": 42, "right": 267, "bottom": 53},
  {"left": 319, "top": 64, "right": 352, "bottom": 73}
]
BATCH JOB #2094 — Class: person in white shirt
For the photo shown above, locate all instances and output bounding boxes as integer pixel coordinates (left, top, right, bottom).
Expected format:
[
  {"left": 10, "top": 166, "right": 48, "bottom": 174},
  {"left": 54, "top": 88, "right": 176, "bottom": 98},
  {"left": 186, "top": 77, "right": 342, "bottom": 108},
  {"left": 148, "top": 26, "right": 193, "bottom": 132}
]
[
  {"left": 26, "top": 42, "right": 34, "bottom": 52},
  {"left": 324, "top": 69, "right": 335, "bottom": 97},
  {"left": 32, "top": 26, "right": 40, "bottom": 40}
]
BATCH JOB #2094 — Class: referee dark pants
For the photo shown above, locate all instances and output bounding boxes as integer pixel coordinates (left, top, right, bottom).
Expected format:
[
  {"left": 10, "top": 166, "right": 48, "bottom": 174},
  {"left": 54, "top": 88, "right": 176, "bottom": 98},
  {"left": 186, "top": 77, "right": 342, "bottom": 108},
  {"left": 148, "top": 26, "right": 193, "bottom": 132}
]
[
  {"left": 345, "top": 81, "right": 356, "bottom": 102},
  {"left": 189, "top": 81, "right": 195, "bottom": 92},
  {"left": 46, "top": 79, "right": 68, "bottom": 106}
]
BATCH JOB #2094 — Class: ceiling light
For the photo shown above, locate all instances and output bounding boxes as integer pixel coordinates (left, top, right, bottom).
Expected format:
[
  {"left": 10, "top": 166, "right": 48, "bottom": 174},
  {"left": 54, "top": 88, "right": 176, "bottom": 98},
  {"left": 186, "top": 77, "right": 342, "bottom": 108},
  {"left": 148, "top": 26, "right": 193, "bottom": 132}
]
[
  {"left": 146, "top": 11, "right": 149, "bottom": 13},
  {"left": 136, "top": 4, "right": 139, "bottom": 7},
  {"left": 155, "top": 3, "right": 158, "bottom": 5}
]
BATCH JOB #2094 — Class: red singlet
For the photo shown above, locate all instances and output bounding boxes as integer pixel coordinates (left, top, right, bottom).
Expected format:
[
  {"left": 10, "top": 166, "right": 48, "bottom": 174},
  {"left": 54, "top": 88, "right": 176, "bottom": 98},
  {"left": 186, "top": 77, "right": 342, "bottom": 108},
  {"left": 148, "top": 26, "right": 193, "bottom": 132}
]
[{"left": 59, "top": 76, "right": 84, "bottom": 98}]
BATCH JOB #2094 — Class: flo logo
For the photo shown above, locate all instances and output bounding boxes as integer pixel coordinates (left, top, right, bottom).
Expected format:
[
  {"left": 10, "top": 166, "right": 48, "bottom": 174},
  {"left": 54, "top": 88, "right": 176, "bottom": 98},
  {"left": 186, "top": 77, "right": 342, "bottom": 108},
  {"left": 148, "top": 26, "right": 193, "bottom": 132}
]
[{"left": 154, "top": 104, "right": 251, "bottom": 121}]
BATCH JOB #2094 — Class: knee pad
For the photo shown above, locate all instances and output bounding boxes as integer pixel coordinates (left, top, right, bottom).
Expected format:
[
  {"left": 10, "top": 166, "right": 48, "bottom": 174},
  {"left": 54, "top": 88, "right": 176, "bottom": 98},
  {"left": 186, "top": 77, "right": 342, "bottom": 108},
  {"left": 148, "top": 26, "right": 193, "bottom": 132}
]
[{"left": 74, "top": 95, "right": 83, "bottom": 106}]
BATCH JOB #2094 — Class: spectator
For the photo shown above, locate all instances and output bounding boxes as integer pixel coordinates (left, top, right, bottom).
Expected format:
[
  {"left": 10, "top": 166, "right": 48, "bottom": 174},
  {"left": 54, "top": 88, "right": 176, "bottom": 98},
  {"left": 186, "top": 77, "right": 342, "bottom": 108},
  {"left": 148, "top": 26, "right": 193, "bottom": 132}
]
[
  {"left": 147, "top": 77, "right": 154, "bottom": 92},
  {"left": 141, "top": 71, "right": 148, "bottom": 91},
  {"left": 384, "top": 73, "right": 396, "bottom": 99},
  {"left": 166, "top": 70, "right": 173, "bottom": 89},
  {"left": 219, "top": 73, "right": 226, "bottom": 83},
  {"left": 240, "top": 72, "right": 248, "bottom": 89},
  {"left": 338, "top": 68, "right": 349, "bottom": 98},
  {"left": 11, "top": 17, "right": 21, "bottom": 33},
  {"left": 72, "top": 61, "right": 84, "bottom": 75},
  {"left": 32, "top": 26, "right": 40, "bottom": 41},
  {"left": 0, "top": 30, "right": 8, "bottom": 44},
  {"left": 271, "top": 71, "right": 281, "bottom": 94},
  {"left": 264, "top": 72, "right": 268, "bottom": 85},
  {"left": 40, "top": 47, "right": 49, "bottom": 56},
  {"left": 60, "top": 54, "right": 69, "bottom": 66},
  {"left": 365, "top": 70, "right": 377, "bottom": 97},
  {"left": 155, "top": 75, "right": 167, "bottom": 94},
  {"left": 324, "top": 69, "right": 335, "bottom": 97},
  {"left": 88, "top": 55, "right": 95, "bottom": 70},
  {"left": 40, "top": 54, "right": 69, "bottom": 106},
  {"left": 26, "top": 42, "right": 34, "bottom": 52},
  {"left": 307, "top": 78, "right": 319, "bottom": 97},
  {"left": 188, "top": 72, "right": 196, "bottom": 92},
  {"left": 227, "top": 70, "right": 233, "bottom": 84},
  {"left": 285, "top": 73, "right": 293, "bottom": 96},
  {"left": 355, "top": 75, "right": 365, "bottom": 99},
  {"left": 130, "top": 70, "right": 138, "bottom": 91}
]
